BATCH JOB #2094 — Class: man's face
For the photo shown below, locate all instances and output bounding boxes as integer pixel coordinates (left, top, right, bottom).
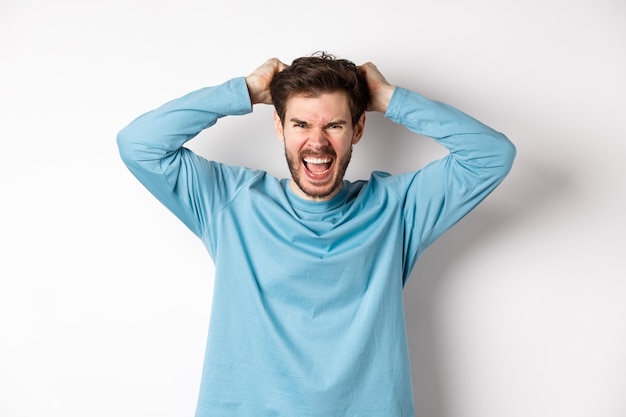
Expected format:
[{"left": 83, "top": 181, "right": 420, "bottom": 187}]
[{"left": 274, "top": 91, "right": 365, "bottom": 201}]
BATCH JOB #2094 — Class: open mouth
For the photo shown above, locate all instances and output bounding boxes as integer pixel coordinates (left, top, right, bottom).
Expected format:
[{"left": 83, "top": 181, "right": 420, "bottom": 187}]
[{"left": 303, "top": 156, "right": 333, "bottom": 177}]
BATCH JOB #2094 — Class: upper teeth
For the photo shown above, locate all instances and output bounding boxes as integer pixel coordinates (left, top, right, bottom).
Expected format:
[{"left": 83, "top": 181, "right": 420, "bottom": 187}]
[{"left": 304, "top": 157, "right": 331, "bottom": 164}]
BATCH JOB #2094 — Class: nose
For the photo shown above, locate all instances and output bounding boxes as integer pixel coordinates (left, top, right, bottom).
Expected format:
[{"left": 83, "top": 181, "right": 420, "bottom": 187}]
[{"left": 307, "top": 127, "right": 329, "bottom": 149}]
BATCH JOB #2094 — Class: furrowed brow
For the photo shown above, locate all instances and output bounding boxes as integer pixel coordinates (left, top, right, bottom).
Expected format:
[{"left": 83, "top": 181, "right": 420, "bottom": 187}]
[
  {"left": 325, "top": 120, "right": 348, "bottom": 128},
  {"left": 290, "top": 118, "right": 309, "bottom": 126}
]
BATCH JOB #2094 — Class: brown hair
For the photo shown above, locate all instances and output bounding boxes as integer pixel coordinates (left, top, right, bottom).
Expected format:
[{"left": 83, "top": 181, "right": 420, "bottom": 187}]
[{"left": 270, "top": 52, "right": 370, "bottom": 127}]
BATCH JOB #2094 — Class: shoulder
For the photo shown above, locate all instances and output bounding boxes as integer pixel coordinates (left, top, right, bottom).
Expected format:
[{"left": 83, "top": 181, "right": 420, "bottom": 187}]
[{"left": 344, "top": 171, "right": 409, "bottom": 202}]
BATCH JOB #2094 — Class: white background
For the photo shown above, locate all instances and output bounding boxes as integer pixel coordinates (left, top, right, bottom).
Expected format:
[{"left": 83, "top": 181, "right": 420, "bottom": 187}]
[{"left": 1, "top": 1, "right": 625, "bottom": 416}]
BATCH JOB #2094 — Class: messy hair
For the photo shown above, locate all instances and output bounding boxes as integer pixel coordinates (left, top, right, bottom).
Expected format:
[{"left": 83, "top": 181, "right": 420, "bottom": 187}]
[{"left": 270, "top": 52, "right": 370, "bottom": 127}]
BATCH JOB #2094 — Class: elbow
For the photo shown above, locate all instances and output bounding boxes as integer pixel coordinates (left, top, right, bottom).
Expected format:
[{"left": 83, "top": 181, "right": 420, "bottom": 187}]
[
  {"left": 116, "top": 125, "right": 140, "bottom": 168},
  {"left": 116, "top": 128, "right": 131, "bottom": 162},
  {"left": 491, "top": 132, "right": 516, "bottom": 179},
  {"left": 500, "top": 133, "right": 517, "bottom": 171}
]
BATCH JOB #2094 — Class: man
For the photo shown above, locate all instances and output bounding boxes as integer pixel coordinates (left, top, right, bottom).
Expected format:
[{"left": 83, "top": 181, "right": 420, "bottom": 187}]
[{"left": 117, "top": 52, "right": 515, "bottom": 416}]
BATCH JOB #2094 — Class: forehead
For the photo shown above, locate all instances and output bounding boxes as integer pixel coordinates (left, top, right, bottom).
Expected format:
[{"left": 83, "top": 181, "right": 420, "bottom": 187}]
[{"left": 284, "top": 91, "right": 351, "bottom": 120}]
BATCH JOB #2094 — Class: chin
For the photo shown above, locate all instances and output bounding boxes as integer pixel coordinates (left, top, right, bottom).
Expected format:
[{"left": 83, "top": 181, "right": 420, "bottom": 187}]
[
  {"left": 286, "top": 150, "right": 350, "bottom": 201},
  {"left": 296, "top": 177, "right": 343, "bottom": 200}
]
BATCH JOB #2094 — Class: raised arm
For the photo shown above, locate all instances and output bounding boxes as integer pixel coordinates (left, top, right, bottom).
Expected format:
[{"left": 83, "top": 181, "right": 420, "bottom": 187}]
[
  {"left": 116, "top": 59, "right": 286, "bottom": 237},
  {"left": 361, "top": 63, "right": 516, "bottom": 277},
  {"left": 359, "top": 61, "right": 515, "bottom": 182}
]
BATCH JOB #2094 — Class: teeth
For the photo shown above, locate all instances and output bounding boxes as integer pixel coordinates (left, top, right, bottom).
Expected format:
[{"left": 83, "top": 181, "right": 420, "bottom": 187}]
[{"left": 303, "top": 157, "right": 331, "bottom": 164}]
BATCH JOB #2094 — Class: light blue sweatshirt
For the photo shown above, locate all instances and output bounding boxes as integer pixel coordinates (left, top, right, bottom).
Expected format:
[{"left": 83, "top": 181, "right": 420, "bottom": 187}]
[{"left": 117, "top": 77, "right": 515, "bottom": 417}]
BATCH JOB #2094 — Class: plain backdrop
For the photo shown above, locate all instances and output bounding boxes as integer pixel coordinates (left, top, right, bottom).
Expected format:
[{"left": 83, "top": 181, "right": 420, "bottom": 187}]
[{"left": 1, "top": 1, "right": 625, "bottom": 416}]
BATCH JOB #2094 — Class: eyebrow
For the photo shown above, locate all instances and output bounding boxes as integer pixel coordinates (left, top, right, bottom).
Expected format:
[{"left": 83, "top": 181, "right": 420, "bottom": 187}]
[{"left": 289, "top": 118, "right": 349, "bottom": 128}]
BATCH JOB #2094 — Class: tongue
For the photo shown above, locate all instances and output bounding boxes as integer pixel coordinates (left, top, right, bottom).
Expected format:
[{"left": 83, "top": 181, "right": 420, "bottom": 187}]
[{"left": 307, "top": 162, "right": 331, "bottom": 173}]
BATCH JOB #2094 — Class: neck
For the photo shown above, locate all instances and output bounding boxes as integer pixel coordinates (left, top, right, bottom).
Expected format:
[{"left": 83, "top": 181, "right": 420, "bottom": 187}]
[{"left": 288, "top": 179, "right": 343, "bottom": 202}]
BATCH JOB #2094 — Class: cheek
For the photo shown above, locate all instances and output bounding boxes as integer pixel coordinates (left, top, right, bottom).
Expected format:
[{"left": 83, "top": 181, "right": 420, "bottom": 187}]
[
  {"left": 333, "top": 135, "right": 355, "bottom": 153},
  {"left": 283, "top": 130, "right": 308, "bottom": 147},
  {"left": 282, "top": 136, "right": 304, "bottom": 156}
]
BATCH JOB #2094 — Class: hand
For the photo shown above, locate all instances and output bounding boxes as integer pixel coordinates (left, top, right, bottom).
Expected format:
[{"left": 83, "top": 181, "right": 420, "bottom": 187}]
[
  {"left": 245, "top": 58, "right": 288, "bottom": 105},
  {"left": 359, "top": 62, "right": 395, "bottom": 113}
]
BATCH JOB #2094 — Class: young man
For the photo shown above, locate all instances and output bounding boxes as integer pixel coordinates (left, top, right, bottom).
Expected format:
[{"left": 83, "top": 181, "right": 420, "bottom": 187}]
[{"left": 117, "top": 53, "right": 515, "bottom": 417}]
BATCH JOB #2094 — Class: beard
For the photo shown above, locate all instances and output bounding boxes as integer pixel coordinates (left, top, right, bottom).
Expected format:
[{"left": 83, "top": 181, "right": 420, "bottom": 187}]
[{"left": 285, "top": 145, "right": 353, "bottom": 200}]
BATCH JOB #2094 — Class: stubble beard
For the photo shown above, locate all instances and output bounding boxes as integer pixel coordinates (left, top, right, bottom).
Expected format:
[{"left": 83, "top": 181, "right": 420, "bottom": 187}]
[{"left": 285, "top": 146, "right": 353, "bottom": 200}]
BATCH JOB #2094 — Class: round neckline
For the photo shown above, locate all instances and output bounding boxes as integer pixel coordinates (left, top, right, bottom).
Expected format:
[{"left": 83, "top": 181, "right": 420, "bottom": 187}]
[{"left": 281, "top": 179, "right": 349, "bottom": 213}]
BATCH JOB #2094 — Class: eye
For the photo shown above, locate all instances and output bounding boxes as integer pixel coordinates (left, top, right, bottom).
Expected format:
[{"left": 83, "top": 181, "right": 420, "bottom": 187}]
[
  {"left": 328, "top": 123, "right": 343, "bottom": 129},
  {"left": 293, "top": 122, "right": 307, "bottom": 128}
]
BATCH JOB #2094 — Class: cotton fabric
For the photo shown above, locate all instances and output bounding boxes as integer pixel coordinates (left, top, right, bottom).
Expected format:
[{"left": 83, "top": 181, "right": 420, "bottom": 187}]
[{"left": 117, "top": 77, "right": 515, "bottom": 416}]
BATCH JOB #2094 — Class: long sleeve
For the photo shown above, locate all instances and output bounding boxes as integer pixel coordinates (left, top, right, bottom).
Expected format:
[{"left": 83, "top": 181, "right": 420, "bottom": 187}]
[
  {"left": 384, "top": 87, "right": 516, "bottom": 278},
  {"left": 116, "top": 77, "right": 256, "bottom": 238}
]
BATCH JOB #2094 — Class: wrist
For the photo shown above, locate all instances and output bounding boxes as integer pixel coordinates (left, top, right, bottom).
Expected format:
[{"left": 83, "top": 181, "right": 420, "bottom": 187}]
[
  {"left": 245, "top": 75, "right": 259, "bottom": 104},
  {"left": 371, "top": 85, "right": 395, "bottom": 113}
]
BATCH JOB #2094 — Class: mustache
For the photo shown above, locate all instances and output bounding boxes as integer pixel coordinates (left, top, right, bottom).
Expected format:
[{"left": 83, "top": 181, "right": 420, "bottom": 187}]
[{"left": 298, "top": 148, "right": 337, "bottom": 159}]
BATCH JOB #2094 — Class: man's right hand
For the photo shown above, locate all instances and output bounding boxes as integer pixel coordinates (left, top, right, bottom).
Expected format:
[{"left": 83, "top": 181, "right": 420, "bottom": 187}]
[{"left": 245, "top": 58, "right": 288, "bottom": 105}]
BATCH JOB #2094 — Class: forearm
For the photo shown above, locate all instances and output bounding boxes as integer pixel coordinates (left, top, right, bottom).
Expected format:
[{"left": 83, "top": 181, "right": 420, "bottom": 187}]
[
  {"left": 386, "top": 87, "right": 516, "bottom": 175},
  {"left": 116, "top": 77, "right": 254, "bottom": 236},
  {"left": 387, "top": 88, "right": 515, "bottom": 268},
  {"left": 117, "top": 77, "right": 252, "bottom": 162}
]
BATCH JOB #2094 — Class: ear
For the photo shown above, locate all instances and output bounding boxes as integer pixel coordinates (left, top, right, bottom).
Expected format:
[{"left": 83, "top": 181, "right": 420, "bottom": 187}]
[
  {"left": 273, "top": 110, "right": 284, "bottom": 142},
  {"left": 351, "top": 113, "right": 366, "bottom": 145}
]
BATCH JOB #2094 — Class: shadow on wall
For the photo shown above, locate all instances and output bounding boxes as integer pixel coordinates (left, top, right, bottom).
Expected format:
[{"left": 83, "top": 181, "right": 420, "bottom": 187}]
[{"left": 402, "top": 154, "right": 572, "bottom": 416}]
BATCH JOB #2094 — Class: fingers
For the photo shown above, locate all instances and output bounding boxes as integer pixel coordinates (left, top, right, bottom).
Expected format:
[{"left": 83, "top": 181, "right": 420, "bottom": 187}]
[
  {"left": 358, "top": 62, "right": 389, "bottom": 87},
  {"left": 358, "top": 62, "right": 394, "bottom": 113},
  {"left": 246, "top": 58, "right": 288, "bottom": 105},
  {"left": 277, "top": 60, "right": 289, "bottom": 73},
  {"left": 261, "top": 57, "right": 288, "bottom": 76}
]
